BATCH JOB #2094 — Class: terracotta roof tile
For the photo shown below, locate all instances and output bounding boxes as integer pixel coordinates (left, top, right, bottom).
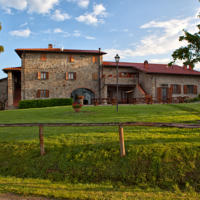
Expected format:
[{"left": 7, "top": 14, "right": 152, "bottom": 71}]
[
  {"left": 3, "top": 67, "right": 21, "bottom": 72},
  {"left": 103, "top": 61, "right": 200, "bottom": 76}
]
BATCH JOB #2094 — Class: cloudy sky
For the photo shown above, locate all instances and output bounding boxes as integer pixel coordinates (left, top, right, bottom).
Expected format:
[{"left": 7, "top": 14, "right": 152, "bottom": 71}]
[{"left": 0, "top": 0, "right": 199, "bottom": 78}]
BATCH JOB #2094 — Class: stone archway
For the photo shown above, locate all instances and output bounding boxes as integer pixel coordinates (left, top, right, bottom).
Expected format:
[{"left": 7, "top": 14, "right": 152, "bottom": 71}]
[{"left": 71, "top": 88, "right": 95, "bottom": 105}]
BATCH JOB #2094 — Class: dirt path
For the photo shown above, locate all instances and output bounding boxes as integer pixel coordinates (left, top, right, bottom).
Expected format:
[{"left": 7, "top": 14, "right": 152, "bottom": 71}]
[{"left": 0, "top": 194, "right": 56, "bottom": 200}]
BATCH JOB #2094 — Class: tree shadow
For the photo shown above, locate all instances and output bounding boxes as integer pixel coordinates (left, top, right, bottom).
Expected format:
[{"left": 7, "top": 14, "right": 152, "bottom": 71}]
[{"left": 167, "top": 104, "right": 200, "bottom": 117}]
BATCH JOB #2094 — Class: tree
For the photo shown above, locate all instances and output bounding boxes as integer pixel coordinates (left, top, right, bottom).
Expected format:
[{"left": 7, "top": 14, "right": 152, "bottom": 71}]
[
  {"left": 169, "top": 0, "right": 200, "bottom": 68},
  {"left": 0, "top": 23, "right": 4, "bottom": 53},
  {"left": 169, "top": 25, "right": 200, "bottom": 68}
]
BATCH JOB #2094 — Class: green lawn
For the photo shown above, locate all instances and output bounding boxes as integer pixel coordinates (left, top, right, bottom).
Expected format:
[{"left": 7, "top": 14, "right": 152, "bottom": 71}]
[{"left": 0, "top": 103, "right": 200, "bottom": 199}]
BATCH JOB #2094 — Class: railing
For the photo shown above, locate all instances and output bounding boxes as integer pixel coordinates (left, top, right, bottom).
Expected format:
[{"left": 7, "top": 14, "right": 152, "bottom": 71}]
[
  {"left": 0, "top": 122, "right": 200, "bottom": 157},
  {"left": 92, "top": 96, "right": 190, "bottom": 105}
]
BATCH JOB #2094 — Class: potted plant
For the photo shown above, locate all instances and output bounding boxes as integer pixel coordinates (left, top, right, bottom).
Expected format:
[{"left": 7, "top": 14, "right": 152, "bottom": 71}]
[{"left": 72, "top": 102, "right": 82, "bottom": 112}]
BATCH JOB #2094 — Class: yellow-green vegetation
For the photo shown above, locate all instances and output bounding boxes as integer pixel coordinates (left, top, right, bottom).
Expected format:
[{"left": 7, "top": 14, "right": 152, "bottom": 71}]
[{"left": 0, "top": 103, "right": 200, "bottom": 199}]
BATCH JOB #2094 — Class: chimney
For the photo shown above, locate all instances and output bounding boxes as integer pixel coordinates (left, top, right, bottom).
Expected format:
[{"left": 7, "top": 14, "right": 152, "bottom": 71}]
[
  {"left": 183, "top": 65, "right": 187, "bottom": 70},
  {"left": 144, "top": 60, "right": 148, "bottom": 69},
  {"left": 48, "top": 44, "right": 53, "bottom": 49}
]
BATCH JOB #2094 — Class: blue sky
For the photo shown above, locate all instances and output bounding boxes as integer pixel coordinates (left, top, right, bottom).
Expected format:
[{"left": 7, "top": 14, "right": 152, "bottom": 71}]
[{"left": 0, "top": 0, "right": 199, "bottom": 78}]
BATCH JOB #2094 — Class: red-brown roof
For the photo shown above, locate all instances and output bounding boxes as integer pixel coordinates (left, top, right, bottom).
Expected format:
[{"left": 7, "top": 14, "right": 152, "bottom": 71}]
[
  {"left": 103, "top": 61, "right": 200, "bottom": 76},
  {"left": 3, "top": 67, "right": 21, "bottom": 73},
  {"left": 15, "top": 48, "right": 107, "bottom": 57}
]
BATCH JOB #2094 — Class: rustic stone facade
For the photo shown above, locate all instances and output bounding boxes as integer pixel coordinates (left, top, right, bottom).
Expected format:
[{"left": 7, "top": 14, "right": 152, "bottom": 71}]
[
  {"left": 0, "top": 78, "right": 8, "bottom": 105},
  {"left": 21, "top": 53, "right": 101, "bottom": 101},
  {"left": 139, "top": 73, "right": 200, "bottom": 99}
]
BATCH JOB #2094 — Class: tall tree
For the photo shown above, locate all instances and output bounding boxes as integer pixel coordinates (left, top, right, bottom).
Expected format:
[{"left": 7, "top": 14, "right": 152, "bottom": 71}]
[
  {"left": 169, "top": 25, "right": 200, "bottom": 68},
  {"left": 0, "top": 23, "right": 4, "bottom": 53}
]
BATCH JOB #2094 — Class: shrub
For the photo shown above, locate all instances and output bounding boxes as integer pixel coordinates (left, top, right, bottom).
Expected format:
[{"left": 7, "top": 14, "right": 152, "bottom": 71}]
[
  {"left": 18, "top": 98, "right": 72, "bottom": 109},
  {"left": 185, "top": 95, "right": 200, "bottom": 103}
]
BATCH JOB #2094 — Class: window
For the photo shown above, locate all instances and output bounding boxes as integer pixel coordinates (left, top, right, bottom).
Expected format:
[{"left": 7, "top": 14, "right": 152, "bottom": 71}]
[
  {"left": 66, "top": 72, "right": 76, "bottom": 80},
  {"left": 184, "top": 85, "right": 197, "bottom": 94},
  {"left": 171, "top": 84, "right": 181, "bottom": 94},
  {"left": 69, "top": 55, "right": 74, "bottom": 63},
  {"left": 92, "top": 73, "right": 98, "bottom": 80},
  {"left": 41, "top": 72, "right": 48, "bottom": 80},
  {"left": 92, "top": 56, "right": 98, "bottom": 64},
  {"left": 37, "top": 90, "right": 49, "bottom": 98},
  {"left": 40, "top": 54, "right": 46, "bottom": 61},
  {"left": 38, "top": 72, "right": 49, "bottom": 80},
  {"left": 188, "top": 85, "right": 194, "bottom": 94}
]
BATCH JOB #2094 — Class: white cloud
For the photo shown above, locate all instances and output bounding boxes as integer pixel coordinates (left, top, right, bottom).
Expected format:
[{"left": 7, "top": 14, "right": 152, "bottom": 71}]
[
  {"left": 149, "top": 58, "right": 171, "bottom": 64},
  {"left": 78, "top": 0, "right": 89, "bottom": 8},
  {"left": 85, "top": 36, "right": 95, "bottom": 40},
  {"left": 67, "top": 0, "right": 89, "bottom": 8},
  {"left": 104, "top": 12, "right": 199, "bottom": 62},
  {"left": 93, "top": 4, "right": 106, "bottom": 16},
  {"left": 51, "top": 9, "right": 71, "bottom": 21},
  {"left": 0, "top": 0, "right": 27, "bottom": 10},
  {"left": 73, "top": 30, "right": 81, "bottom": 37},
  {"left": 0, "top": 0, "right": 58, "bottom": 14},
  {"left": 10, "top": 28, "right": 31, "bottom": 37},
  {"left": 76, "top": 3, "right": 107, "bottom": 25},
  {"left": 20, "top": 22, "right": 28, "bottom": 27},
  {"left": 54, "top": 28, "right": 63, "bottom": 33}
]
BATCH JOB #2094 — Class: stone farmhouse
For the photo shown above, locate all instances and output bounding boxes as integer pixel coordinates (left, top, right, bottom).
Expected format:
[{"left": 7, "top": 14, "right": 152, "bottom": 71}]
[{"left": 0, "top": 44, "right": 200, "bottom": 109}]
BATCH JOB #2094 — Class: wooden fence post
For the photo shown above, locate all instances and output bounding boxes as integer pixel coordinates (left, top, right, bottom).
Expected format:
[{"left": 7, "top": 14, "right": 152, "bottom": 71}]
[
  {"left": 39, "top": 125, "right": 45, "bottom": 156},
  {"left": 119, "top": 125, "right": 125, "bottom": 157}
]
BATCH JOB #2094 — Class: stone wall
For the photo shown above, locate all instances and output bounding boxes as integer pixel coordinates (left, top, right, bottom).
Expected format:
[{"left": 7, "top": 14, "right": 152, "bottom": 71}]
[
  {"left": 152, "top": 74, "right": 200, "bottom": 98},
  {"left": 21, "top": 53, "right": 101, "bottom": 100},
  {"left": 0, "top": 78, "right": 8, "bottom": 104},
  {"left": 139, "top": 72, "right": 153, "bottom": 95}
]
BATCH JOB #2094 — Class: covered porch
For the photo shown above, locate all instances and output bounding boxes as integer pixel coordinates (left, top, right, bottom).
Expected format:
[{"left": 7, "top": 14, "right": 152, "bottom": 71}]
[
  {"left": 3, "top": 67, "right": 21, "bottom": 108},
  {"left": 106, "top": 84, "right": 135, "bottom": 104}
]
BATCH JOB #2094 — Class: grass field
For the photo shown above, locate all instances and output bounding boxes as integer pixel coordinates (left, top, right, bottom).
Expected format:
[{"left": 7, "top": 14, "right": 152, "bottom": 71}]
[{"left": 0, "top": 103, "right": 200, "bottom": 199}]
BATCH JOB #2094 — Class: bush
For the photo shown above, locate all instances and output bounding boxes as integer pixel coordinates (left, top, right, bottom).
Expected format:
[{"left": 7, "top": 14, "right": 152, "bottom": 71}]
[
  {"left": 18, "top": 98, "right": 72, "bottom": 109},
  {"left": 185, "top": 95, "right": 200, "bottom": 103}
]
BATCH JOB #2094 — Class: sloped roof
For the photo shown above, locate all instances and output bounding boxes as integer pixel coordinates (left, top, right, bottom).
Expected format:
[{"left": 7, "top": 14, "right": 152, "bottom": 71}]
[
  {"left": 3, "top": 67, "right": 21, "bottom": 73},
  {"left": 15, "top": 48, "right": 107, "bottom": 58},
  {"left": 103, "top": 61, "right": 200, "bottom": 76}
]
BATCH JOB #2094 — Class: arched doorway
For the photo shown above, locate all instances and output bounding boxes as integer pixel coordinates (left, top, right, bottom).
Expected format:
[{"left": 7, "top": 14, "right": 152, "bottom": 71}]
[{"left": 71, "top": 88, "right": 95, "bottom": 105}]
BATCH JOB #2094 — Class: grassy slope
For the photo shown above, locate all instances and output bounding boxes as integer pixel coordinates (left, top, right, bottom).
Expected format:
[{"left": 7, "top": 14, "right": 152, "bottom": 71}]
[{"left": 0, "top": 103, "right": 200, "bottom": 199}]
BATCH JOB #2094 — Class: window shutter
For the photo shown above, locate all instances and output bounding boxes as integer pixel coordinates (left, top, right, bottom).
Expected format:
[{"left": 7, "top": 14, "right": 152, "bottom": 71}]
[
  {"left": 178, "top": 85, "right": 181, "bottom": 94},
  {"left": 157, "top": 87, "right": 162, "bottom": 102},
  {"left": 46, "top": 72, "right": 49, "bottom": 80},
  {"left": 170, "top": 84, "right": 173, "bottom": 94},
  {"left": 66, "top": 72, "right": 68, "bottom": 80},
  {"left": 168, "top": 87, "right": 172, "bottom": 102},
  {"left": 38, "top": 72, "right": 41, "bottom": 80},
  {"left": 194, "top": 85, "right": 197, "bottom": 94},
  {"left": 40, "top": 54, "right": 46, "bottom": 61},
  {"left": 92, "top": 73, "right": 98, "bottom": 80},
  {"left": 69, "top": 56, "right": 74, "bottom": 63},
  {"left": 74, "top": 72, "right": 76, "bottom": 80},
  {"left": 36, "top": 90, "right": 40, "bottom": 98},
  {"left": 46, "top": 90, "right": 49, "bottom": 97},
  {"left": 92, "top": 56, "right": 96, "bottom": 63},
  {"left": 184, "top": 85, "right": 187, "bottom": 94}
]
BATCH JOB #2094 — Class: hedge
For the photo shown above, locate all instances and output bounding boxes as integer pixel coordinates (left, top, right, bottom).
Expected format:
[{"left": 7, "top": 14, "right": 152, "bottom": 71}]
[{"left": 18, "top": 98, "right": 73, "bottom": 109}]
